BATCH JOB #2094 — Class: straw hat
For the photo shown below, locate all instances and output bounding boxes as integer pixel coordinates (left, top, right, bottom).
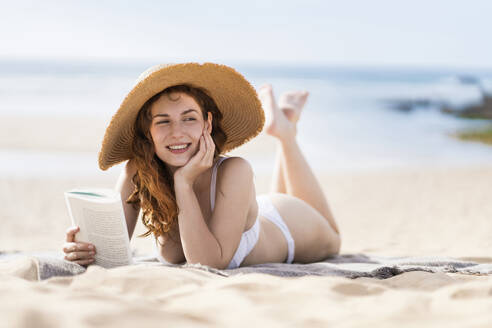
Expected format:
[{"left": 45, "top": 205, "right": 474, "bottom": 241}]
[{"left": 98, "top": 62, "right": 265, "bottom": 170}]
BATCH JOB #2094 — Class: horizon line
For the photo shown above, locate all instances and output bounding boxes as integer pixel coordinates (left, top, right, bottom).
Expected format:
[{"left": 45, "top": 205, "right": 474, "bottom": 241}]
[{"left": 1, "top": 55, "right": 492, "bottom": 74}]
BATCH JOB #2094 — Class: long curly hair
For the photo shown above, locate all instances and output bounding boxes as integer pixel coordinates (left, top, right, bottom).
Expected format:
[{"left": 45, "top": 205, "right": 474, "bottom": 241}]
[{"left": 126, "top": 84, "right": 227, "bottom": 245}]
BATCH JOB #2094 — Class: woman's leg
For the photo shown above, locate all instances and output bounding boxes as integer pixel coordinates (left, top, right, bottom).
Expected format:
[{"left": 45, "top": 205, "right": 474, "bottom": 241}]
[
  {"left": 270, "top": 89, "right": 310, "bottom": 194},
  {"left": 259, "top": 84, "right": 340, "bottom": 236},
  {"left": 271, "top": 147, "right": 287, "bottom": 194}
]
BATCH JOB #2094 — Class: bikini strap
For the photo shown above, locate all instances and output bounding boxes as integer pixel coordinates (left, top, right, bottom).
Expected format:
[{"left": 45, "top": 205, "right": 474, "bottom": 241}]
[{"left": 210, "top": 156, "right": 229, "bottom": 211}]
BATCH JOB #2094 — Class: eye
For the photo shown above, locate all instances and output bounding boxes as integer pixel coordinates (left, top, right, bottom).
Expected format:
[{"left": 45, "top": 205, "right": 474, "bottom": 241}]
[
  {"left": 184, "top": 117, "right": 196, "bottom": 122},
  {"left": 156, "top": 120, "right": 170, "bottom": 125}
]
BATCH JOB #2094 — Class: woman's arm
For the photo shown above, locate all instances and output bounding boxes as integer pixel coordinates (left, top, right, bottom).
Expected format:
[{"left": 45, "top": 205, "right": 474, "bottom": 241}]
[
  {"left": 173, "top": 127, "right": 254, "bottom": 269},
  {"left": 114, "top": 159, "right": 139, "bottom": 240},
  {"left": 175, "top": 156, "right": 254, "bottom": 269},
  {"left": 156, "top": 224, "right": 185, "bottom": 264},
  {"left": 174, "top": 176, "right": 222, "bottom": 267}
]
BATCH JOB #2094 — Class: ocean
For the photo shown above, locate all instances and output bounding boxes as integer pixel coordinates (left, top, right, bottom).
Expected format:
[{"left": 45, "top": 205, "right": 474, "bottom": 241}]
[{"left": 2, "top": 59, "right": 492, "bottom": 178}]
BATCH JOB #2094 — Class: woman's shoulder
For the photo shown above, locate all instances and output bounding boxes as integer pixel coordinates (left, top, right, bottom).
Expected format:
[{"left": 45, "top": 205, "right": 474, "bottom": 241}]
[
  {"left": 217, "top": 156, "right": 254, "bottom": 181},
  {"left": 219, "top": 155, "right": 252, "bottom": 170}
]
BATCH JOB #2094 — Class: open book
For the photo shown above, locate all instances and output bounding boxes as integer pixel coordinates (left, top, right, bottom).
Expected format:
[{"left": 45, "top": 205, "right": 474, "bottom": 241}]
[{"left": 64, "top": 188, "right": 133, "bottom": 268}]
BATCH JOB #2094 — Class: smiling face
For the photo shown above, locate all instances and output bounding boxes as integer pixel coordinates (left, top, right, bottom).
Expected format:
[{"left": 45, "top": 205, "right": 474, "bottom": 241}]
[{"left": 149, "top": 92, "right": 212, "bottom": 171}]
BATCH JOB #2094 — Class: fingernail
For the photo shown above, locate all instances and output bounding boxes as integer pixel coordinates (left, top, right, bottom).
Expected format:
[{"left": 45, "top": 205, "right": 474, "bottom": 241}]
[
  {"left": 88, "top": 245, "right": 94, "bottom": 250},
  {"left": 89, "top": 251, "right": 95, "bottom": 255}
]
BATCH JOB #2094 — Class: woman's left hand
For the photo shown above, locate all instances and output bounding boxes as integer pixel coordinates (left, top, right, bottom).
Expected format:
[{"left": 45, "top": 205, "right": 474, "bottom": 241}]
[{"left": 174, "top": 124, "right": 215, "bottom": 186}]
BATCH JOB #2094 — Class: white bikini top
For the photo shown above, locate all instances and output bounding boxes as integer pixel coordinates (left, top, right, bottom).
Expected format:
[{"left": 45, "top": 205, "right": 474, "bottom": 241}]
[{"left": 210, "top": 156, "right": 228, "bottom": 210}]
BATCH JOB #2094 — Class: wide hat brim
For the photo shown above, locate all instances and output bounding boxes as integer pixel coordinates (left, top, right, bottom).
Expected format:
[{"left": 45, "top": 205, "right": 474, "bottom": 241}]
[{"left": 98, "top": 62, "right": 265, "bottom": 170}]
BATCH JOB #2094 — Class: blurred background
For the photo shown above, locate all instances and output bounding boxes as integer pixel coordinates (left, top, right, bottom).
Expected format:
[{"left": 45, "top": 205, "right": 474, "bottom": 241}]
[
  {"left": 1, "top": 0, "right": 492, "bottom": 178},
  {"left": 1, "top": 0, "right": 491, "bottom": 253}
]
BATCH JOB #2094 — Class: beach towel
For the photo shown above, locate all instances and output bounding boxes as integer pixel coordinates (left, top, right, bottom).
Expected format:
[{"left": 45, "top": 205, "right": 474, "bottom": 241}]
[{"left": 1, "top": 251, "right": 491, "bottom": 281}]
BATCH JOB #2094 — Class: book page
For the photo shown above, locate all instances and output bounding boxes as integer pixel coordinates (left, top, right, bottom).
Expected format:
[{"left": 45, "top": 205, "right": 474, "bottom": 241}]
[
  {"left": 82, "top": 207, "right": 132, "bottom": 268},
  {"left": 65, "top": 190, "right": 133, "bottom": 268}
]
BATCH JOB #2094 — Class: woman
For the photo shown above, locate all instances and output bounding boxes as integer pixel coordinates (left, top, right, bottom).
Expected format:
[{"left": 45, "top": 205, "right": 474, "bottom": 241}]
[{"left": 62, "top": 63, "right": 341, "bottom": 270}]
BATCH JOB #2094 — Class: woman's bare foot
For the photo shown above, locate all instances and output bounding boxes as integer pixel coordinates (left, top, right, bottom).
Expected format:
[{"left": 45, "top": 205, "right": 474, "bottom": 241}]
[
  {"left": 278, "top": 90, "right": 309, "bottom": 123},
  {"left": 258, "top": 84, "right": 297, "bottom": 140}
]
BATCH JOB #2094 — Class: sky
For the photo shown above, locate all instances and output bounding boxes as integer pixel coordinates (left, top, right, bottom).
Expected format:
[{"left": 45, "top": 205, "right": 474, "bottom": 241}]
[{"left": 1, "top": 0, "right": 491, "bottom": 68}]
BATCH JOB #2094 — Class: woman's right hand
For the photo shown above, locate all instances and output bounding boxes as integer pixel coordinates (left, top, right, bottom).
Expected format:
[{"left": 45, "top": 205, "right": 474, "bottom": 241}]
[{"left": 62, "top": 226, "right": 96, "bottom": 266}]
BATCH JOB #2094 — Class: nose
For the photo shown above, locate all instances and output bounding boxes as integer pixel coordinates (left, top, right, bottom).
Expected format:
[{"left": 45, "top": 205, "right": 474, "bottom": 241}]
[{"left": 169, "top": 121, "right": 185, "bottom": 137}]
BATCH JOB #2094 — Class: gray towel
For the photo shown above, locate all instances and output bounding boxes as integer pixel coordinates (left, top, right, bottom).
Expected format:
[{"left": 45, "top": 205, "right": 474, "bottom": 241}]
[{"left": 1, "top": 251, "right": 491, "bottom": 281}]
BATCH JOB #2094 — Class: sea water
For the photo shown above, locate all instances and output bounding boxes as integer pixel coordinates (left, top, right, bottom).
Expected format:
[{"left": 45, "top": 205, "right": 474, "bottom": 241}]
[{"left": 1, "top": 59, "right": 492, "bottom": 178}]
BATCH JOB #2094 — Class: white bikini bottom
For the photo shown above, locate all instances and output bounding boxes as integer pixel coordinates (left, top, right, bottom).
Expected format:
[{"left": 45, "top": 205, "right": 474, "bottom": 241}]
[{"left": 154, "top": 194, "right": 296, "bottom": 269}]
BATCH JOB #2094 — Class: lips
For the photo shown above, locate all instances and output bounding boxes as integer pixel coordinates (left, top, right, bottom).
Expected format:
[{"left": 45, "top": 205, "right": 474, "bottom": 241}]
[{"left": 166, "top": 143, "right": 191, "bottom": 154}]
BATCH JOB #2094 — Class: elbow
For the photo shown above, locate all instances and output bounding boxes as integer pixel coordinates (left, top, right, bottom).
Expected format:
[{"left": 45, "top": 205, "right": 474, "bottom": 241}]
[
  {"left": 157, "top": 241, "right": 186, "bottom": 265},
  {"left": 189, "top": 253, "right": 228, "bottom": 270},
  {"left": 217, "top": 260, "right": 229, "bottom": 270},
  {"left": 217, "top": 263, "right": 230, "bottom": 270},
  {"left": 201, "top": 254, "right": 229, "bottom": 270},
  {"left": 188, "top": 259, "right": 227, "bottom": 270},
  {"left": 185, "top": 240, "right": 227, "bottom": 269}
]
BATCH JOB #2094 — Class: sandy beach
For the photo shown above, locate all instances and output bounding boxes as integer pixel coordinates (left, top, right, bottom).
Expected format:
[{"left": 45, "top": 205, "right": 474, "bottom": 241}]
[{"left": 1, "top": 115, "right": 492, "bottom": 327}]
